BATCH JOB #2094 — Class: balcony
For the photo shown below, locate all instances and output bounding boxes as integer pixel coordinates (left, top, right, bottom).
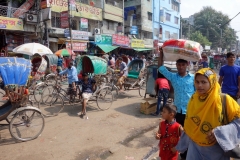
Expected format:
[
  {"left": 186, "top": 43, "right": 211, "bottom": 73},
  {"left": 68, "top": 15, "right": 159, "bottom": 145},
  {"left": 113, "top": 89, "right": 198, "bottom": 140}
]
[
  {"left": 0, "top": 5, "right": 27, "bottom": 18},
  {"left": 103, "top": 3, "right": 123, "bottom": 23}
]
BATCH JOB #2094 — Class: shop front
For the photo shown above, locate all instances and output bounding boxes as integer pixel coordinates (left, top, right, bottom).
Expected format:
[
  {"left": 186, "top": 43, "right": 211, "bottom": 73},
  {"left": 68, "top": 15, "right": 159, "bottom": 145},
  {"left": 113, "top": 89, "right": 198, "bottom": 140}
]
[{"left": 95, "top": 35, "right": 118, "bottom": 54}]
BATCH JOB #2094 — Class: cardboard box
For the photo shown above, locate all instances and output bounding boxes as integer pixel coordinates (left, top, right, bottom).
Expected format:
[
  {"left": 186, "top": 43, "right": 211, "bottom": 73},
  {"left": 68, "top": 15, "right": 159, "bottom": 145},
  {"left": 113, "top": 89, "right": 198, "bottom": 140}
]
[{"left": 140, "top": 98, "right": 157, "bottom": 115}]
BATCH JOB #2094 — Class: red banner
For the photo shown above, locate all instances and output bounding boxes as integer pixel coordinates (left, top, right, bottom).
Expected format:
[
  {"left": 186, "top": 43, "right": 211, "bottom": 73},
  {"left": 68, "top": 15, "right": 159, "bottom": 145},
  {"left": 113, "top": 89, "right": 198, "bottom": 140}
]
[
  {"left": 112, "top": 34, "right": 130, "bottom": 47},
  {"left": 13, "top": 0, "right": 34, "bottom": 18},
  {"left": 60, "top": 11, "right": 69, "bottom": 28},
  {"left": 66, "top": 42, "right": 87, "bottom": 51}
]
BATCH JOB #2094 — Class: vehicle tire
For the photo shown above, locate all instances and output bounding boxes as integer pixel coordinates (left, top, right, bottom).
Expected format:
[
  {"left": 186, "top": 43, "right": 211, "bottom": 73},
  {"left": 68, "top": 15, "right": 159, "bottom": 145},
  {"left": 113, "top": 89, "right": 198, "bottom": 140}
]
[
  {"left": 45, "top": 74, "right": 56, "bottom": 85},
  {"left": 96, "top": 87, "right": 113, "bottom": 110},
  {"left": 40, "top": 93, "right": 64, "bottom": 117},
  {"left": 139, "top": 80, "right": 146, "bottom": 97},
  {"left": 9, "top": 109, "right": 45, "bottom": 141},
  {"left": 33, "top": 83, "right": 47, "bottom": 103}
]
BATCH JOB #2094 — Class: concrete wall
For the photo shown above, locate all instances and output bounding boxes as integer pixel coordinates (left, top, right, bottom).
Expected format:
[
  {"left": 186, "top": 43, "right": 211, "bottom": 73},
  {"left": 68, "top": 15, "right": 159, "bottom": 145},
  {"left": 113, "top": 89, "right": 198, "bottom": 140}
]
[{"left": 140, "top": 0, "right": 153, "bottom": 33}]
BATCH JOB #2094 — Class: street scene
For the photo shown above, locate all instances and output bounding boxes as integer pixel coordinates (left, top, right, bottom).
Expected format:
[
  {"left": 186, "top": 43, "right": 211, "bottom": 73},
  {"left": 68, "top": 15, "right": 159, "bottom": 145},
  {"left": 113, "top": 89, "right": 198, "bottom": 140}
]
[{"left": 1, "top": 0, "right": 240, "bottom": 160}]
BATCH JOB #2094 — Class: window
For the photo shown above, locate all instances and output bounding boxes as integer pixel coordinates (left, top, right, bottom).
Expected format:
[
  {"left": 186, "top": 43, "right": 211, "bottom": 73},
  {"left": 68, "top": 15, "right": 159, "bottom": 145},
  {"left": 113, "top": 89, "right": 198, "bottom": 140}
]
[
  {"left": 172, "top": 33, "right": 178, "bottom": 39},
  {"left": 166, "top": 13, "right": 171, "bottom": 21},
  {"left": 174, "top": 17, "right": 179, "bottom": 24},
  {"left": 148, "top": 12, "right": 152, "bottom": 21},
  {"left": 107, "top": 20, "right": 114, "bottom": 30},
  {"left": 171, "top": 0, "right": 179, "bottom": 12},
  {"left": 165, "top": 31, "right": 170, "bottom": 39}
]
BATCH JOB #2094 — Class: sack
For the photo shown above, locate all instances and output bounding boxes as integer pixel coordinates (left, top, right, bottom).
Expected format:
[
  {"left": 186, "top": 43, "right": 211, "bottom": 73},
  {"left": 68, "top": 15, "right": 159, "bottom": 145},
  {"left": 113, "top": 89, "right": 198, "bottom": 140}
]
[
  {"left": 162, "top": 39, "right": 203, "bottom": 61},
  {"left": 221, "top": 94, "right": 240, "bottom": 158}
]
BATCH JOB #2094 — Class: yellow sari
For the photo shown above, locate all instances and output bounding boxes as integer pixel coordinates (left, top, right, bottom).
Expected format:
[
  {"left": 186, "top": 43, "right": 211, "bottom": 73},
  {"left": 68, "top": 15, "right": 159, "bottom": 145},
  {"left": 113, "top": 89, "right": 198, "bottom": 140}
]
[{"left": 184, "top": 68, "right": 240, "bottom": 146}]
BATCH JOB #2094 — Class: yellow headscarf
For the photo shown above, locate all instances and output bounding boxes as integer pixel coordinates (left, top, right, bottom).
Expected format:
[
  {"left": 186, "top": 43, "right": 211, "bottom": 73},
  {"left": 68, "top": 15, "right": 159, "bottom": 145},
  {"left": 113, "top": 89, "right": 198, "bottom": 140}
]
[{"left": 184, "top": 68, "right": 240, "bottom": 146}]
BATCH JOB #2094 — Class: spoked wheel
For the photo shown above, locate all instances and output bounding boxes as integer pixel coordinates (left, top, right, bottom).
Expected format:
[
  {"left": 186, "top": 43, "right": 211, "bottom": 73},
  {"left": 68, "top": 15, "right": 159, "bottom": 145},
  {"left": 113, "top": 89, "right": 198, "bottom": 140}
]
[
  {"left": 45, "top": 74, "right": 56, "bottom": 85},
  {"left": 97, "top": 87, "right": 113, "bottom": 110},
  {"left": 139, "top": 80, "right": 146, "bottom": 97},
  {"left": 40, "top": 93, "right": 64, "bottom": 117},
  {"left": 9, "top": 109, "right": 45, "bottom": 141},
  {"left": 33, "top": 84, "right": 47, "bottom": 103}
]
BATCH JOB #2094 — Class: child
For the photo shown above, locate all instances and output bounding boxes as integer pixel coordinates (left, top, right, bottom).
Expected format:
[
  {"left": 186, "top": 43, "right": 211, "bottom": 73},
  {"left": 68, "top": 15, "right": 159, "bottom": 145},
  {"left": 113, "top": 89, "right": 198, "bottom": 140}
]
[
  {"left": 152, "top": 73, "right": 170, "bottom": 116},
  {"left": 155, "top": 104, "right": 183, "bottom": 160}
]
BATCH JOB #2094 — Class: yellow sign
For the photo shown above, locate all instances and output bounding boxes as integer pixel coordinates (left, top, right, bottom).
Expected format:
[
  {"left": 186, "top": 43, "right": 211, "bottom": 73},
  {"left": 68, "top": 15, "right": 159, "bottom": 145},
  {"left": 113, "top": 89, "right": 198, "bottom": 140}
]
[
  {"left": 46, "top": 0, "right": 102, "bottom": 21},
  {"left": 131, "top": 39, "right": 145, "bottom": 48},
  {"left": 0, "top": 16, "right": 23, "bottom": 31}
]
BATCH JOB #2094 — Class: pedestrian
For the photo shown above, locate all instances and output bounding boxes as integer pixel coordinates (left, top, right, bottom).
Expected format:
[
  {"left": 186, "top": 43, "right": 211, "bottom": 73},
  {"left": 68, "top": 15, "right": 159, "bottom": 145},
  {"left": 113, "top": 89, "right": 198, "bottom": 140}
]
[
  {"left": 108, "top": 56, "right": 115, "bottom": 69},
  {"left": 155, "top": 104, "right": 183, "bottom": 160},
  {"left": 117, "top": 57, "right": 128, "bottom": 91},
  {"left": 158, "top": 48, "right": 195, "bottom": 159},
  {"left": 152, "top": 73, "right": 170, "bottom": 116},
  {"left": 219, "top": 52, "right": 240, "bottom": 101},
  {"left": 176, "top": 68, "right": 240, "bottom": 160},
  {"left": 57, "top": 55, "right": 63, "bottom": 73},
  {"left": 200, "top": 55, "right": 209, "bottom": 68},
  {"left": 75, "top": 52, "right": 81, "bottom": 67}
]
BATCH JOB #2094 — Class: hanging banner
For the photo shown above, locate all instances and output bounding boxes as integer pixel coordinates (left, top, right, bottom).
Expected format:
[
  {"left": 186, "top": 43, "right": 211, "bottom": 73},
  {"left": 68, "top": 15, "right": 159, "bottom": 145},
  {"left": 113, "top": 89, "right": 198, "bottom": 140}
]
[
  {"left": 80, "top": 18, "right": 88, "bottom": 29},
  {"left": 95, "top": 35, "right": 112, "bottom": 45},
  {"left": 60, "top": 11, "right": 69, "bottom": 28},
  {"left": 0, "top": 16, "right": 23, "bottom": 31},
  {"left": 131, "top": 39, "right": 144, "bottom": 48},
  {"left": 64, "top": 29, "right": 91, "bottom": 40},
  {"left": 66, "top": 42, "right": 87, "bottom": 51},
  {"left": 112, "top": 34, "right": 130, "bottom": 47},
  {"left": 13, "top": 0, "right": 34, "bottom": 18},
  {"left": 44, "top": 0, "right": 102, "bottom": 21}
]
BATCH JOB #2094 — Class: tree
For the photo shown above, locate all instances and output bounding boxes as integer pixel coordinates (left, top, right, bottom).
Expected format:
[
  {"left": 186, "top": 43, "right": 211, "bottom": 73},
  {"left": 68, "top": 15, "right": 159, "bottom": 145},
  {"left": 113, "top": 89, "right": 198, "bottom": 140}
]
[
  {"left": 190, "top": 31, "right": 212, "bottom": 47},
  {"left": 192, "top": 6, "right": 237, "bottom": 50}
]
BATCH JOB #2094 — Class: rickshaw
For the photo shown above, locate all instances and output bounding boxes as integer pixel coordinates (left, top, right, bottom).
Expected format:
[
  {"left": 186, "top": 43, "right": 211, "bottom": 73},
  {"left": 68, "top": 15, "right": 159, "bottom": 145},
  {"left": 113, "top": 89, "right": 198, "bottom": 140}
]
[
  {"left": 43, "top": 54, "right": 58, "bottom": 84},
  {"left": 122, "top": 59, "right": 146, "bottom": 96},
  {"left": 0, "top": 57, "right": 45, "bottom": 141},
  {"left": 38, "top": 55, "right": 113, "bottom": 116}
]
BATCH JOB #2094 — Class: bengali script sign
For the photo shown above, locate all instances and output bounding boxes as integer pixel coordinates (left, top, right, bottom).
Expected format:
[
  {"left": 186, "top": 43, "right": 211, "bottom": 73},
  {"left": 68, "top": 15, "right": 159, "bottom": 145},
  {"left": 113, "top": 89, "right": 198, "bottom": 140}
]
[
  {"left": 131, "top": 39, "right": 144, "bottom": 48},
  {"left": 112, "top": 34, "right": 130, "bottom": 47},
  {"left": 43, "top": 0, "right": 102, "bottom": 21},
  {"left": 95, "top": 35, "right": 112, "bottom": 45},
  {"left": 0, "top": 16, "right": 23, "bottom": 31},
  {"left": 66, "top": 42, "right": 87, "bottom": 51}
]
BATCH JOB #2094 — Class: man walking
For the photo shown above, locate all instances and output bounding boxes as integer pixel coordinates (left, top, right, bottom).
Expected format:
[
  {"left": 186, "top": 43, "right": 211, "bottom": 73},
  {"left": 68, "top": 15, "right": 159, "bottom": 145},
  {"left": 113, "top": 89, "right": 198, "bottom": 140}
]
[
  {"left": 219, "top": 52, "right": 240, "bottom": 101},
  {"left": 158, "top": 48, "right": 195, "bottom": 159}
]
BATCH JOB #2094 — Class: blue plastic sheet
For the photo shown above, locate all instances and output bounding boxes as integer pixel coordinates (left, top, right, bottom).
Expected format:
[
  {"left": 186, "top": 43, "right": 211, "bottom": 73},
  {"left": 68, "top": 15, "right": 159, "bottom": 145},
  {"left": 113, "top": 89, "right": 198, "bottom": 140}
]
[{"left": 0, "top": 57, "right": 31, "bottom": 86}]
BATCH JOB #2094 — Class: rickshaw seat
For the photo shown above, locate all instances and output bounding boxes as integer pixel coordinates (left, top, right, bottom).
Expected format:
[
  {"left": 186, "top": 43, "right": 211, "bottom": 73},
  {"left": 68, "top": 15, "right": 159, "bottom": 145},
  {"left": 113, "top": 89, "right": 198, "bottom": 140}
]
[
  {"left": 0, "top": 101, "right": 13, "bottom": 119},
  {"left": 127, "top": 71, "right": 139, "bottom": 79}
]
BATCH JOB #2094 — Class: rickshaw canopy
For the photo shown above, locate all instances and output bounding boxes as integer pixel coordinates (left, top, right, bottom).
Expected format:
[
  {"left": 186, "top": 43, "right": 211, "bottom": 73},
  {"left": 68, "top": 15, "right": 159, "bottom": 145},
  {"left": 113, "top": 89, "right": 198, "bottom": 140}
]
[
  {"left": 0, "top": 57, "right": 31, "bottom": 86},
  {"left": 127, "top": 59, "right": 145, "bottom": 79},
  {"left": 44, "top": 54, "right": 58, "bottom": 68},
  {"left": 77, "top": 55, "right": 107, "bottom": 75}
]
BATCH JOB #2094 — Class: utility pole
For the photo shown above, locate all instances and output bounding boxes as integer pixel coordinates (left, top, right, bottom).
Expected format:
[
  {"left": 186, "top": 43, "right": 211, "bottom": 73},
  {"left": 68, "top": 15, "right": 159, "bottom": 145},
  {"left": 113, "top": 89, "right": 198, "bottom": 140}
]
[
  {"left": 122, "top": 0, "right": 124, "bottom": 35},
  {"left": 68, "top": 0, "right": 73, "bottom": 51}
]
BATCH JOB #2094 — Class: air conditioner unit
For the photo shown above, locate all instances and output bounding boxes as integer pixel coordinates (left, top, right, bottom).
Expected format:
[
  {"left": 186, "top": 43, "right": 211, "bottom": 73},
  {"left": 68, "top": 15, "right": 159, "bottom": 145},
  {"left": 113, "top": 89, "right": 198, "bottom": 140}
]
[
  {"left": 25, "top": 14, "right": 38, "bottom": 23},
  {"left": 94, "top": 28, "right": 101, "bottom": 35}
]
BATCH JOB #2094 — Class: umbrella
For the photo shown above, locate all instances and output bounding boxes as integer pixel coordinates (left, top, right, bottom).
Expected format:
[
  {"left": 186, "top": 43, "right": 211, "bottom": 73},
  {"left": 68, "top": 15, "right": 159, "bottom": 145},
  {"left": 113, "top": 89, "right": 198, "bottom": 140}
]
[
  {"left": 55, "top": 49, "right": 75, "bottom": 57},
  {"left": 13, "top": 43, "right": 53, "bottom": 56}
]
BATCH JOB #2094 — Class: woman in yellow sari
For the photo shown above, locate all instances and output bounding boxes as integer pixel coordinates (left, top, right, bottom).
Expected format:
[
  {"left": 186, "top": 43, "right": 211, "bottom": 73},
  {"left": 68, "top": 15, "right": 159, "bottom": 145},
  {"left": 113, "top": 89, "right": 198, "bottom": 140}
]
[{"left": 176, "top": 68, "right": 240, "bottom": 160}]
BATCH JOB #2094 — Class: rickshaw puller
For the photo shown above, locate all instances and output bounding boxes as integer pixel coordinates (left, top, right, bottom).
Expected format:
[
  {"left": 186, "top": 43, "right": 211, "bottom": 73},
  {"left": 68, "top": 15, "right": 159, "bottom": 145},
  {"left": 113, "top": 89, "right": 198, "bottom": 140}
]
[
  {"left": 117, "top": 57, "right": 128, "bottom": 91},
  {"left": 59, "top": 61, "right": 78, "bottom": 92}
]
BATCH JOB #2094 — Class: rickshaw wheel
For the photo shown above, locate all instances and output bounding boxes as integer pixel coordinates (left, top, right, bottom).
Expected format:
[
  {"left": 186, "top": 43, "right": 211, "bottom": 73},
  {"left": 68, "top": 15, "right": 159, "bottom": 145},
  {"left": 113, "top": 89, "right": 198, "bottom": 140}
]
[
  {"left": 9, "top": 109, "right": 45, "bottom": 141},
  {"left": 96, "top": 87, "right": 113, "bottom": 110},
  {"left": 139, "top": 80, "right": 146, "bottom": 97},
  {"left": 33, "top": 83, "right": 47, "bottom": 103}
]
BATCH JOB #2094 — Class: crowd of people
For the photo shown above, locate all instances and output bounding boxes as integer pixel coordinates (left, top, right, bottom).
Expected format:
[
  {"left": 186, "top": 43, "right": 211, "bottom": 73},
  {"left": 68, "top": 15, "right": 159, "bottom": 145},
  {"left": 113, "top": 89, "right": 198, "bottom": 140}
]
[{"left": 155, "top": 49, "right": 240, "bottom": 160}]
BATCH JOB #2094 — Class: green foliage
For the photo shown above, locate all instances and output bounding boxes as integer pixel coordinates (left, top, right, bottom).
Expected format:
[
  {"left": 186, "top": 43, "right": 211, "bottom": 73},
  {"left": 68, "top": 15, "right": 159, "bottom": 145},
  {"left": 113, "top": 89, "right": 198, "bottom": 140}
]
[{"left": 190, "top": 31, "right": 212, "bottom": 46}]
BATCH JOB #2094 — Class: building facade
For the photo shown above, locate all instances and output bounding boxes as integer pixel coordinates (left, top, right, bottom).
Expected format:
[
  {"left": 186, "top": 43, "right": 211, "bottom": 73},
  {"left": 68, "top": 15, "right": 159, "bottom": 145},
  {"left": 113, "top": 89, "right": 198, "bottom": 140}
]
[{"left": 153, "top": 0, "right": 181, "bottom": 43}]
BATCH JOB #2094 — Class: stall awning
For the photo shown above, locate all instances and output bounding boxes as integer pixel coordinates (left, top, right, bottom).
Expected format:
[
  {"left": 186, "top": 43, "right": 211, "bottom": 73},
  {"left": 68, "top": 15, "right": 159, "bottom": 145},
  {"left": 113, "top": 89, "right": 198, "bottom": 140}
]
[
  {"left": 133, "top": 48, "right": 153, "bottom": 52},
  {"left": 97, "top": 44, "right": 119, "bottom": 53}
]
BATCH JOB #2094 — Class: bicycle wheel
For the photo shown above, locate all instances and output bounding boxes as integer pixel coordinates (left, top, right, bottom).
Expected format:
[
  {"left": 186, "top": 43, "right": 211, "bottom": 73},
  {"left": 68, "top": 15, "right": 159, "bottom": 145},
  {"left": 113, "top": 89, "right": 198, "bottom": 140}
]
[
  {"left": 139, "top": 80, "right": 146, "bottom": 97},
  {"left": 97, "top": 87, "right": 113, "bottom": 110},
  {"left": 9, "top": 109, "right": 45, "bottom": 141},
  {"left": 33, "top": 83, "right": 47, "bottom": 103},
  {"left": 40, "top": 93, "right": 64, "bottom": 117},
  {"left": 45, "top": 74, "right": 57, "bottom": 85}
]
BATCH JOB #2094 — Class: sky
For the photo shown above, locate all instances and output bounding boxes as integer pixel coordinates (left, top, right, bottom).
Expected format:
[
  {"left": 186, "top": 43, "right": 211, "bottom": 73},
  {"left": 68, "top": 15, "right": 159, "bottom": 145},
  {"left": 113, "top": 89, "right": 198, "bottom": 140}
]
[{"left": 180, "top": 0, "right": 240, "bottom": 39}]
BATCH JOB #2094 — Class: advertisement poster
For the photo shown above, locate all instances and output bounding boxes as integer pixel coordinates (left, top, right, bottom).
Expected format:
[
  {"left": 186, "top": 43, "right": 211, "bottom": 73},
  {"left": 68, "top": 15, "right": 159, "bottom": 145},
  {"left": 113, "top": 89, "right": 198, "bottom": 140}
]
[
  {"left": 95, "top": 35, "right": 112, "bottom": 45},
  {"left": 80, "top": 18, "right": 88, "bottom": 29},
  {"left": 112, "top": 34, "right": 130, "bottom": 47},
  {"left": 0, "top": 16, "right": 23, "bottom": 31},
  {"left": 131, "top": 39, "right": 144, "bottom": 48},
  {"left": 66, "top": 42, "right": 87, "bottom": 51}
]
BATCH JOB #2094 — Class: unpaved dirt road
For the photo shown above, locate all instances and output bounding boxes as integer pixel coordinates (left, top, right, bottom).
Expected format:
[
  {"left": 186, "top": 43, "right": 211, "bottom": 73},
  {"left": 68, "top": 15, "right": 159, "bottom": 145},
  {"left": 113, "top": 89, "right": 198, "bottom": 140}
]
[{"left": 0, "top": 89, "right": 161, "bottom": 160}]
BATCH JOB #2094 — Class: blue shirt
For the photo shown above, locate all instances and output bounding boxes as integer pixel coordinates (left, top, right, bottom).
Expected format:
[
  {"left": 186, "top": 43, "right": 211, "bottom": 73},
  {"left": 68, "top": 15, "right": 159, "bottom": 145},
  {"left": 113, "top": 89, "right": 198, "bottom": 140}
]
[
  {"left": 57, "top": 58, "right": 63, "bottom": 67},
  {"left": 59, "top": 66, "right": 78, "bottom": 84},
  {"left": 159, "top": 66, "right": 195, "bottom": 114},
  {"left": 219, "top": 65, "right": 240, "bottom": 96},
  {"left": 78, "top": 78, "right": 96, "bottom": 93},
  {"left": 201, "top": 61, "right": 208, "bottom": 68}
]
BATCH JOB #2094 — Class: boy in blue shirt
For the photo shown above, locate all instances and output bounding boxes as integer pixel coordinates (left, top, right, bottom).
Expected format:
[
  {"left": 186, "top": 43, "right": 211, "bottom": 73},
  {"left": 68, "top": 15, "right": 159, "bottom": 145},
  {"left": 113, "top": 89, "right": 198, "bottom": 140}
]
[{"left": 219, "top": 52, "right": 240, "bottom": 101}]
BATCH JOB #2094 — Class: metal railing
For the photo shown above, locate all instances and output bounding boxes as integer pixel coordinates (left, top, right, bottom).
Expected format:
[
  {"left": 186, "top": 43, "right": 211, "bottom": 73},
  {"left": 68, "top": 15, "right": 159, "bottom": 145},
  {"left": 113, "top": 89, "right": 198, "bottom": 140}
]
[{"left": 0, "top": 5, "right": 27, "bottom": 18}]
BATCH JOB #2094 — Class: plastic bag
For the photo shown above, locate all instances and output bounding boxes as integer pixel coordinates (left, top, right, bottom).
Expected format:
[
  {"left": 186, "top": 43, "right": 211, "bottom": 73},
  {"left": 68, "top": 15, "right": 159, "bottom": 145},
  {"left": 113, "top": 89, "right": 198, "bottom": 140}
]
[{"left": 162, "top": 39, "right": 203, "bottom": 61}]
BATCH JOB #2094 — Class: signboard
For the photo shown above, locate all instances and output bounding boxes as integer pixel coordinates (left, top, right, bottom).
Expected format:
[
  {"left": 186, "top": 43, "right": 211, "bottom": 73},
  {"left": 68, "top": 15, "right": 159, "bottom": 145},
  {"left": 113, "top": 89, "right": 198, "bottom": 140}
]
[
  {"left": 43, "top": 0, "right": 102, "bottom": 21},
  {"left": 112, "top": 34, "right": 130, "bottom": 47},
  {"left": 66, "top": 42, "right": 87, "bottom": 51},
  {"left": 69, "top": 0, "right": 76, "bottom": 11},
  {"left": 131, "top": 39, "right": 144, "bottom": 48},
  {"left": 64, "top": 30, "right": 91, "bottom": 40},
  {"left": 60, "top": 11, "right": 69, "bottom": 28},
  {"left": 0, "top": 16, "right": 23, "bottom": 31},
  {"left": 205, "top": 46, "right": 211, "bottom": 50},
  {"left": 13, "top": 0, "right": 34, "bottom": 18},
  {"left": 95, "top": 35, "right": 112, "bottom": 45},
  {"left": 130, "top": 26, "right": 138, "bottom": 35},
  {"left": 80, "top": 18, "right": 88, "bottom": 29}
]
